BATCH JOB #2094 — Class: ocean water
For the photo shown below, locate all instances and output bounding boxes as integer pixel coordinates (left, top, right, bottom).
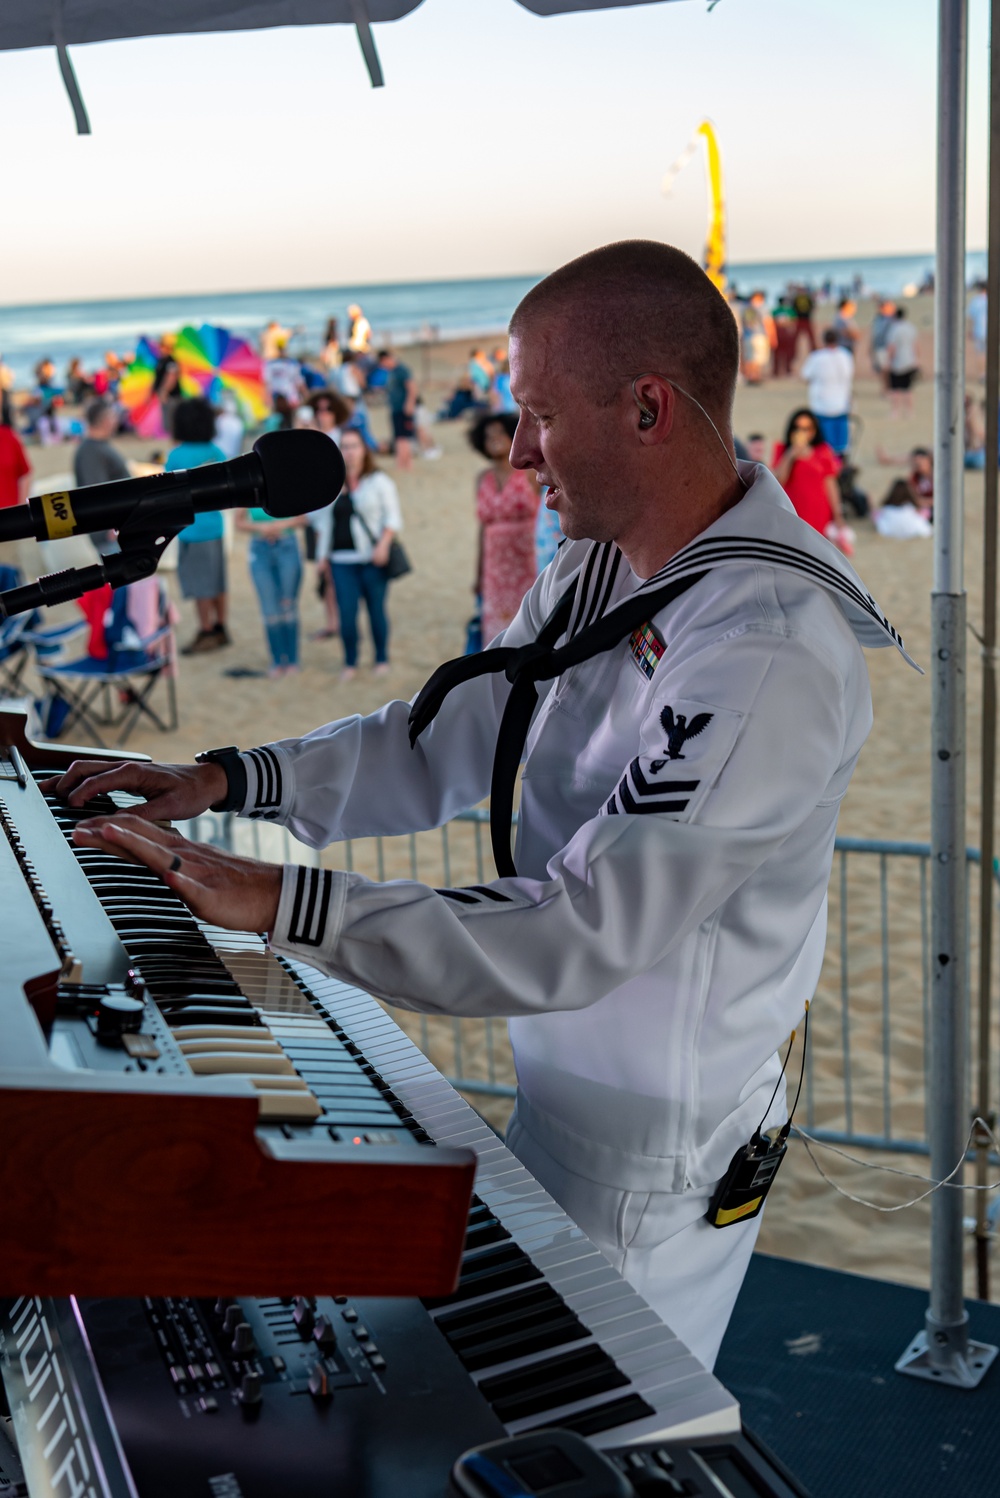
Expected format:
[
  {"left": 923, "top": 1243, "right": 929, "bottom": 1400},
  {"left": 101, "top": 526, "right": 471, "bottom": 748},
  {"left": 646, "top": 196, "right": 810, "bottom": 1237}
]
[{"left": 0, "top": 251, "right": 987, "bottom": 389}]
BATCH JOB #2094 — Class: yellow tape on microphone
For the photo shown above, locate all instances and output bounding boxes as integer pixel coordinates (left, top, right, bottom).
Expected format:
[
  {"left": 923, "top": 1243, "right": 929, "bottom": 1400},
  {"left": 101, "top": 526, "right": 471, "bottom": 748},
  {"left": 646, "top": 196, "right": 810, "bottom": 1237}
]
[{"left": 38, "top": 491, "right": 77, "bottom": 539}]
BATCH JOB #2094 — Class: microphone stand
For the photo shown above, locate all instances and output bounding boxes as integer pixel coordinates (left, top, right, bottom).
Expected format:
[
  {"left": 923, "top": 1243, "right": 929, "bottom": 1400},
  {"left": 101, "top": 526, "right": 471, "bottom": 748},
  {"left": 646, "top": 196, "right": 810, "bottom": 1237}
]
[{"left": 0, "top": 491, "right": 194, "bottom": 620}]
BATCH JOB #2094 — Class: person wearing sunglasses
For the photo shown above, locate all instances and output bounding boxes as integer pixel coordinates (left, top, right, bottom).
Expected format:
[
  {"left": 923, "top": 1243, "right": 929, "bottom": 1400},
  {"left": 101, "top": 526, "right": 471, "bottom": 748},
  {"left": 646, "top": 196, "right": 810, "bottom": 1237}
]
[{"left": 772, "top": 408, "right": 845, "bottom": 537}]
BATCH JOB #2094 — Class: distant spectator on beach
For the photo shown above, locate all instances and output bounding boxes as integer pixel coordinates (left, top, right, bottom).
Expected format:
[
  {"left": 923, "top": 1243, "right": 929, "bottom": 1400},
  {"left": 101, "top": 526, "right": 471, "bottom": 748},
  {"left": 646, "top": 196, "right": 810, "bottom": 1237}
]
[
  {"left": 347, "top": 304, "right": 372, "bottom": 359},
  {"left": 438, "top": 377, "right": 485, "bottom": 421},
  {"left": 491, "top": 350, "right": 517, "bottom": 413},
  {"left": 378, "top": 349, "right": 417, "bottom": 473},
  {"left": 167, "top": 397, "right": 230, "bottom": 655},
  {"left": 74, "top": 399, "right": 130, "bottom": 556},
  {"left": 321, "top": 318, "right": 341, "bottom": 373},
  {"left": 261, "top": 320, "right": 291, "bottom": 361},
  {"left": 414, "top": 396, "right": 442, "bottom": 459},
  {"left": 304, "top": 389, "right": 350, "bottom": 641},
  {"left": 235, "top": 501, "right": 307, "bottom": 678},
  {"left": 0, "top": 401, "right": 32, "bottom": 578},
  {"left": 876, "top": 444, "right": 934, "bottom": 517},
  {"left": 329, "top": 428, "right": 402, "bottom": 681},
  {"left": 740, "top": 293, "right": 775, "bottom": 385},
  {"left": 92, "top": 351, "right": 124, "bottom": 402},
  {"left": 535, "top": 491, "right": 564, "bottom": 576},
  {"left": 832, "top": 298, "right": 860, "bottom": 357},
  {"left": 151, "top": 353, "right": 182, "bottom": 440},
  {"left": 468, "top": 349, "right": 494, "bottom": 402},
  {"left": 771, "top": 292, "right": 797, "bottom": 377},
  {"left": 331, "top": 350, "right": 364, "bottom": 400},
  {"left": 265, "top": 343, "right": 304, "bottom": 409},
  {"left": 65, "top": 358, "right": 94, "bottom": 405},
  {"left": 212, "top": 394, "right": 245, "bottom": 460},
  {"left": 300, "top": 360, "right": 329, "bottom": 393},
  {"left": 34, "top": 358, "right": 62, "bottom": 402},
  {"left": 968, "top": 282, "right": 988, "bottom": 382},
  {"left": 746, "top": 433, "right": 768, "bottom": 467},
  {"left": 469, "top": 410, "right": 541, "bottom": 644},
  {"left": 964, "top": 395, "right": 988, "bottom": 470},
  {"left": 799, "top": 330, "right": 854, "bottom": 455},
  {"left": 885, "top": 305, "right": 920, "bottom": 418},
  {"left": 791, "top": 286, "right": 817, "bottom": 356},
  {"left": 870, "top": 298, "right": 897, "bottom": 386},
  {"left": 772, "top": 408, "right": 844, "bottom": 536},
  {"left": 336, "top": 392, "right": 378, "bottom": 454},
  {"left": 874, "top": 480, "right": 933, "bottom": 538},
  {"left": 263, "top": 394, "right": 296, "bottom": 433}
]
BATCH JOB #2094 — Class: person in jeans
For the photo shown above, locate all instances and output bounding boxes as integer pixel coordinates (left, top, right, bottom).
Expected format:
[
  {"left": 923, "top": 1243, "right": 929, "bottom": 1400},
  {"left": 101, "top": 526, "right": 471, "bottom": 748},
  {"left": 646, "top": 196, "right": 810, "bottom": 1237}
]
[
  {"left": 74, "top": 398, "right": 130, "bottom": 557},
  {"left": 329, "top": 428, "right": 402, "bottom": 682},
  {"left": 236, "top": 507, "right": 306, "bottom": 678},
  {"left": 167, "top": 398, "right": 229, "bottom": 654}
]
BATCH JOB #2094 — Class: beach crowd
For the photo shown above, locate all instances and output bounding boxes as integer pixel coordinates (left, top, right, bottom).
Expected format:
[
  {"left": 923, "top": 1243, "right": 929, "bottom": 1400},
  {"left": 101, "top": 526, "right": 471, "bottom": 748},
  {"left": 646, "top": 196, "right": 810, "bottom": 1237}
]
[{"left": 0, "top": 276, "right": 993, "bottom": 734}]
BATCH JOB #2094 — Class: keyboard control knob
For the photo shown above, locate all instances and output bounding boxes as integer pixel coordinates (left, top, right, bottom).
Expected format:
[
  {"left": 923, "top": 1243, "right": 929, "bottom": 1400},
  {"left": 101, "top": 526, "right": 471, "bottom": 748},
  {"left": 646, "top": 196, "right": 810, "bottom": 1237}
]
[
  {"left": 96, "top": 993, "right": 145, "bottom": 1045},
  {"left": 223, "top": 1304, "right": 243, "bottom": 1334},
  {"left": 307, "top": 1363, "right": 332, "bottom": 1401},
  {"left": 312, "top": 1315, "right": 337, "bottom": 1351},
  {"left": 239, "top": 1372, "right": 262, "bottom": 1406},
  {"left": 293, "top": 1297, "right": 316, "bottom": 1338},
  {"left": 231, "top": 1322, "right": 255, "bottom": 1356}
]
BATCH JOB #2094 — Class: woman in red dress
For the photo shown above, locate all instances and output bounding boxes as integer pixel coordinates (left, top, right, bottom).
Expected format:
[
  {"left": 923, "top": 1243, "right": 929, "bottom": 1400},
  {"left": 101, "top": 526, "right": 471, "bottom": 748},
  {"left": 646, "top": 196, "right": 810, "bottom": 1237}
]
[
  {"left": 772, "top": 408, "right": 845, "bottom": 535},
  {"left": 470, "top": 411, "right": 541, "bottom": 644}
]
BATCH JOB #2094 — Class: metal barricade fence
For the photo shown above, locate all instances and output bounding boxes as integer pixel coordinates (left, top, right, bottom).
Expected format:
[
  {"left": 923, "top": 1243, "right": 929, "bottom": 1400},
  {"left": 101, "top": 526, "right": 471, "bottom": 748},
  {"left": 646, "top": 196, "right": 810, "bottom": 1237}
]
[{"left": 181, "top": 811, "right": 1000, "bottom": 1148}]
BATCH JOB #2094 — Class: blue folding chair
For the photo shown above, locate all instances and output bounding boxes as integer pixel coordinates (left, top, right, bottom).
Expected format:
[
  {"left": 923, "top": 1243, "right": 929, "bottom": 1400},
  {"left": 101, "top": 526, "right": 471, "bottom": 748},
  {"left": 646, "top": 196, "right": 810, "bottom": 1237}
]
[
  {"left": 0, "top": 564, "right": 36, "bottom": 698},
  {"left": 36, "top": 579, "right": 178, "bottom": 748}
]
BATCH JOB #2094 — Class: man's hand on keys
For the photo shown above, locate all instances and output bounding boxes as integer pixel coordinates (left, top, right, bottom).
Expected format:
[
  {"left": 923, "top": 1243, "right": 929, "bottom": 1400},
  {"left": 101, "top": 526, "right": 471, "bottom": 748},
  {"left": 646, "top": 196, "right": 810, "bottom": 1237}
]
[
  {"left": 41, "top": 759, "right": 227, "bottom": 825},
  {"left": 72, "top": 815, "right": 284, "bottom": 933}
]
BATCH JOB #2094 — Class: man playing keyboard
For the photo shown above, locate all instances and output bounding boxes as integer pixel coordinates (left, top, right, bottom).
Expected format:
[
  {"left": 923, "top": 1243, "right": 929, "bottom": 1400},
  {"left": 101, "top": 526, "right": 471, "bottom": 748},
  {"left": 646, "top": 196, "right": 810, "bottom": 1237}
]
[{"left": 48, "top": 240, "right": 911, "bottom": 1370}]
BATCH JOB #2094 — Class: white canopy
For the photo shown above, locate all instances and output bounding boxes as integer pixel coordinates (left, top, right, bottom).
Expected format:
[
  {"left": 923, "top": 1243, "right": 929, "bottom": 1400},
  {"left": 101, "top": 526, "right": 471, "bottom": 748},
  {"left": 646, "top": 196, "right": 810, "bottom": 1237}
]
[
  {"left": 0, "top": 0, "right": 677, "bottom": 52},
  {"left": 0, "top": 0, "right": 683, "bottom": 128}
]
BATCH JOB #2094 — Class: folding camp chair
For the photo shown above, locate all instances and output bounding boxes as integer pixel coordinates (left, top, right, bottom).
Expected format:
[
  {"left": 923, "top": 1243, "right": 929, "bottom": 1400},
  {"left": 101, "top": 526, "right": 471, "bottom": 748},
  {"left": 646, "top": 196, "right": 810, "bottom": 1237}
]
[
  {"left": 0, "top": 564, "right": 34, "bottom": 698},
  {"left": 37, "top": 578, "right": 179, "bottom": 748},
  {"left": 0, "top": 613, "right": 32, "bottom": 697}
]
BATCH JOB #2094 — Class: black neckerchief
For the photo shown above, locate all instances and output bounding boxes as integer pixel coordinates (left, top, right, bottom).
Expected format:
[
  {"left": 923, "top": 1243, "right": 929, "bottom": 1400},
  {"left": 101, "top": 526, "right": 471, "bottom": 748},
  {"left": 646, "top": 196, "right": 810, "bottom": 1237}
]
[{"left": 408, "top": 568, "right": 708, "bottom": 876}]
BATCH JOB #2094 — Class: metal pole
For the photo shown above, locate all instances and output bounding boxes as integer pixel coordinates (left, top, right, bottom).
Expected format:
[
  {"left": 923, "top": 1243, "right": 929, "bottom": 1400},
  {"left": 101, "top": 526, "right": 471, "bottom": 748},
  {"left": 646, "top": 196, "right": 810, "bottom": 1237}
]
[
  {"left": 973, "top": 0, "right": 1000, "bottom": 1303},
  {"left": 897, "top": 0, "right": 996, "bottom": 1389}
]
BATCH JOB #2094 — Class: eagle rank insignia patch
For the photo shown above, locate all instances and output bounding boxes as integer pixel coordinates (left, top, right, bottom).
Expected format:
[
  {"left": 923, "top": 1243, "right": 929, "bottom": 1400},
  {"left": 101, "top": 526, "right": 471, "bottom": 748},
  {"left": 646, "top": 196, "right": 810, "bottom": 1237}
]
[{"left": 628, "top": 620, "right": 666, "bottom": 679}]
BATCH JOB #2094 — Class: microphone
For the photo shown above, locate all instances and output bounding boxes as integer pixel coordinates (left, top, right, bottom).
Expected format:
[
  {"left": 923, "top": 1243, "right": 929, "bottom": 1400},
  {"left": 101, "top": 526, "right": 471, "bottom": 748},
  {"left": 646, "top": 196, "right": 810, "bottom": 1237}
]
[{"left": 0, "top": 429, "right": 346, "bottom": 544}]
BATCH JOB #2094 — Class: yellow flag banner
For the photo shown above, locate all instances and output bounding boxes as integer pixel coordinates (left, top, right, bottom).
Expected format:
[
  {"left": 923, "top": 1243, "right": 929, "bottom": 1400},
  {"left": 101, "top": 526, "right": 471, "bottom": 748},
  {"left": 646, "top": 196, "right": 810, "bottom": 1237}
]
[
  {"left": 661, "top": 118, "right": 727, "bottom": 294},
  {"left": 697, "top": 119, "right": 726, "bottom": 293}
]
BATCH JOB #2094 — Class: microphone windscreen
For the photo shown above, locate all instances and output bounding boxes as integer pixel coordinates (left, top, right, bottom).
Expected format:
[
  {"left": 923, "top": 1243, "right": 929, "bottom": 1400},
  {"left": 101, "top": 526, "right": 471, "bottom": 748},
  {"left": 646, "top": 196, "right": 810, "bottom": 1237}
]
[{"left": 253, "top": 429, "right": 347, "bottom": 519}]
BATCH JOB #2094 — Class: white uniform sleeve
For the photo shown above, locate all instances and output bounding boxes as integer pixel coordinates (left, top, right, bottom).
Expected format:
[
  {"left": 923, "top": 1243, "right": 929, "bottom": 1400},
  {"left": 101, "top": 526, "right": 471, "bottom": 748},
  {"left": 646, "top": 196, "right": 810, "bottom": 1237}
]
[
  {"left": 233, "top": 549, "right": 574, "bottom": 846},
  {"left": 268, "top": 620, "right": 865, "bottom": 1017}
]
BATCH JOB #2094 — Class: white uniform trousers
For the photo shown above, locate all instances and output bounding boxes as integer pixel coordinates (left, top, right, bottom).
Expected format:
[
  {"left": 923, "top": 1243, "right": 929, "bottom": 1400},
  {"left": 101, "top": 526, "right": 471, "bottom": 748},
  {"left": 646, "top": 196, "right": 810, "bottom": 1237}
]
[{"left": 506, "top": 1110, "right": 761, "bottom": 1372}]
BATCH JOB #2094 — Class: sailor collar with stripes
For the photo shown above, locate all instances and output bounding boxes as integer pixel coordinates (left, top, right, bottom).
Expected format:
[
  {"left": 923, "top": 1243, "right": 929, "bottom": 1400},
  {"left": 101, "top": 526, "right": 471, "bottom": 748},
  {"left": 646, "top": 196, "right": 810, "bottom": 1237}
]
[{"left": 564, "top": 461, "right": 920, "bottom": 671}]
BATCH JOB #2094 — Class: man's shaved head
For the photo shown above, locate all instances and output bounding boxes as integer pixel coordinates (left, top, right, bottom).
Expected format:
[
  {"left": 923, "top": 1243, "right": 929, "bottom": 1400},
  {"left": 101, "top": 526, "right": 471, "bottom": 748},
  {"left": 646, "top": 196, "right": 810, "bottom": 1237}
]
[{"left": 509, "top": 239, "right": 739, "bottom": 421}]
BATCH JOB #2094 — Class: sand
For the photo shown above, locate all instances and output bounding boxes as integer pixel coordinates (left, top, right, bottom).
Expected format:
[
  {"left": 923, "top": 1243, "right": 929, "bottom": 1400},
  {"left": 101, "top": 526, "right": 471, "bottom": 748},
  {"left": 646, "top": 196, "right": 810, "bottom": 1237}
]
[{"left": 17, "top": 298, "right": 999, "bottom": 1303}]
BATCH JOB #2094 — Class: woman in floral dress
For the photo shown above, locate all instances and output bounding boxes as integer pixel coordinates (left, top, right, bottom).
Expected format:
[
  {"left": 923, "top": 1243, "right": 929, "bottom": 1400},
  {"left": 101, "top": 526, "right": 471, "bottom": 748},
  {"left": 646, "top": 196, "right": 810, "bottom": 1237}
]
[{"left": 469, "top": 411, "right": 541, "bottom": 644}]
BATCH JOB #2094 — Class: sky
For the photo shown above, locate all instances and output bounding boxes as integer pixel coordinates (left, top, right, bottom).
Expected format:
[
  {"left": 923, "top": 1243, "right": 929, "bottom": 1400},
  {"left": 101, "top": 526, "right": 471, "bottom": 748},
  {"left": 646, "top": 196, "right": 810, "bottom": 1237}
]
[{"left": 0, "top": 0, "right": 990, "bottom": 304}]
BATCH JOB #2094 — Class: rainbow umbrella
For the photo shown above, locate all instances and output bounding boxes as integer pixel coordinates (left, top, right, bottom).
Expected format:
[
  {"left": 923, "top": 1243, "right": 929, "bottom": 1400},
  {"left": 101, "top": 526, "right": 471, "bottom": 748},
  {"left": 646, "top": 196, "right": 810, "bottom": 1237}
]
[
  {"left": 172, "top": 324, "right": 270, "bottom": 423},
  {"left": 119, "top": 335, "right": 167, "bottom": 438}
]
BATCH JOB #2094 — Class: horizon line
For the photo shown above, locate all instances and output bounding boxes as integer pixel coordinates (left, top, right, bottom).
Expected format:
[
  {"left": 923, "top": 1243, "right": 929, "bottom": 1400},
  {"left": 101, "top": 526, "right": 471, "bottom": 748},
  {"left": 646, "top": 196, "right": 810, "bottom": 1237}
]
[{"left": 0, "top": 246, "right": 986, "bottom": 317}]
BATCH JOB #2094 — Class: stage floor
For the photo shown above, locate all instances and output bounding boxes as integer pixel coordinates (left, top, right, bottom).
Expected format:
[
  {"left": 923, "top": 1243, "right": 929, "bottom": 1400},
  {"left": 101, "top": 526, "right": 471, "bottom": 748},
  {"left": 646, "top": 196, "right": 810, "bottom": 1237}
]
[{"left": 716, "top": 1254, "right": 1000, "bottom": 1498}]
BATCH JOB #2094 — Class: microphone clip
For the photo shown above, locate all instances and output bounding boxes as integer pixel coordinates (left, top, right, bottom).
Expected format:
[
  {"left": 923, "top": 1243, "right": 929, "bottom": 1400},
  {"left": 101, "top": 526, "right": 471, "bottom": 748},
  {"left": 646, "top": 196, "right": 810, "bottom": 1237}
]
[{"left": 0, "top": 508, "right": 185, "bottom": 620}]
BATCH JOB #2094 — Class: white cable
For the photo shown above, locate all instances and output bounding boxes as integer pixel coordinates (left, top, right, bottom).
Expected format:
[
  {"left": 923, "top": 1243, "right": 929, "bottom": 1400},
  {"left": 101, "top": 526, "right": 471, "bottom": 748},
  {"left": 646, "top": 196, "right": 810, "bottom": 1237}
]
[
  {"left": 631, "top": 374, "right": 748, "bottom": 491},
  {"left": 790, "top": 1118, "right": 1000, "bottom": 1213}
]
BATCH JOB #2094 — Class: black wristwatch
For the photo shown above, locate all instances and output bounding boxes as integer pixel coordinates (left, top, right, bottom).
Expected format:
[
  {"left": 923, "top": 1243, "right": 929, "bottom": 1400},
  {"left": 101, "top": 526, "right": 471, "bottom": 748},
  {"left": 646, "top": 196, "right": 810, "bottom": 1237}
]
[{"left": 195, "top": 746, "right": 248, "bottom": 813}]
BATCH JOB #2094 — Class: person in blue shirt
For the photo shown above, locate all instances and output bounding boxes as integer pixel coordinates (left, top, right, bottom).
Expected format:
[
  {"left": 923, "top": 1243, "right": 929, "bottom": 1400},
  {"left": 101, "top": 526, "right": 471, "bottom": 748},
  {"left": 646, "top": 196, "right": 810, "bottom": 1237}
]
[{"left": 166, "top": 397, "right": 230, "bottom": 654}]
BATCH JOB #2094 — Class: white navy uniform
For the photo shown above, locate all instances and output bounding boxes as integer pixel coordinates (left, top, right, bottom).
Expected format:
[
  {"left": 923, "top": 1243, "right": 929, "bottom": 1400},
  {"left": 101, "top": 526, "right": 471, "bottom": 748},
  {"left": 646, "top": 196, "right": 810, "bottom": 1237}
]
[{"left": 235, "top": 464, "right": 915, "bottom": 1369}]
